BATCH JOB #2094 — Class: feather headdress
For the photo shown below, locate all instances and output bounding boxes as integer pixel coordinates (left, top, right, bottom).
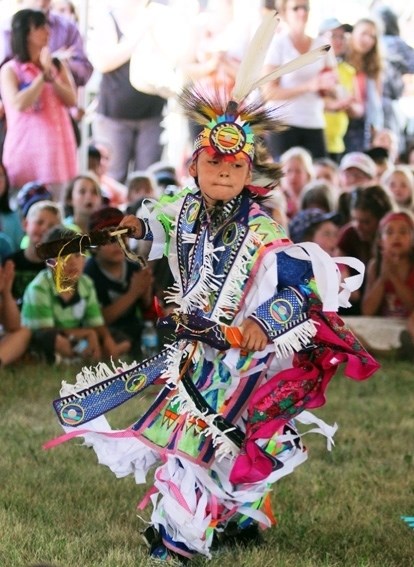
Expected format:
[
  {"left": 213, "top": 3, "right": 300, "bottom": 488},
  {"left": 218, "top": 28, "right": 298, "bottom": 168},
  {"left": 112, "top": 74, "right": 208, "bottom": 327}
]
[{"left": 180, "top": 11, "right": 330, "bottom": 163}]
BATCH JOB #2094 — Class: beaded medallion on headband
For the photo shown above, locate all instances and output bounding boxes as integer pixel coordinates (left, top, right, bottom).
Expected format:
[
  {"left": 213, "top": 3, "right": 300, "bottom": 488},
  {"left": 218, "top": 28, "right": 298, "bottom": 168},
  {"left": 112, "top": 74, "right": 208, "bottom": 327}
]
[{"left": 193, "top": 104, "right": 255, "bottom": 161}]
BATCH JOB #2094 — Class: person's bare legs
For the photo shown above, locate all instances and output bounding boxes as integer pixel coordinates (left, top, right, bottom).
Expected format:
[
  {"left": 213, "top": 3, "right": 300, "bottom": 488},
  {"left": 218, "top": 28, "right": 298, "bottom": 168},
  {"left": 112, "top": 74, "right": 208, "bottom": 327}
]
[{"left": 0, "top": 328, "right": 31, "bottom": 366}]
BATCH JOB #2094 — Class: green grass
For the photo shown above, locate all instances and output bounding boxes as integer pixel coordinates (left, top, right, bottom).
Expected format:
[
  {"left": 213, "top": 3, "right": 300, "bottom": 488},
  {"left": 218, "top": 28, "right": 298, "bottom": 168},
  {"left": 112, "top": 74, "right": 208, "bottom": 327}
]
[{"left": 0, "top": 356, "right": 413, "bottom": 567}]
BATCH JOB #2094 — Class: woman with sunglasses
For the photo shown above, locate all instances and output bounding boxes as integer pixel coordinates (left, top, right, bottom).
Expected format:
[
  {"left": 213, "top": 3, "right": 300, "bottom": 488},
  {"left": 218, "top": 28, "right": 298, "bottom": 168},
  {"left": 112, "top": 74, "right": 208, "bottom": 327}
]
[{"left": 263, "top": 0, "right": 336, "bottom": 160}]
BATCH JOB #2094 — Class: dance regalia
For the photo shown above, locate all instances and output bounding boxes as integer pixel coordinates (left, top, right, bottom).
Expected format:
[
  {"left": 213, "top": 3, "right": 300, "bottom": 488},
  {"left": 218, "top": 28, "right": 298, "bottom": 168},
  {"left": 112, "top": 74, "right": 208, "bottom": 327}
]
[
  {"left": 43, "top": 13, "right": 379, "bottom": 561},
  {"left": 45, "top": 187, "right": 378, "bottom": 559}
]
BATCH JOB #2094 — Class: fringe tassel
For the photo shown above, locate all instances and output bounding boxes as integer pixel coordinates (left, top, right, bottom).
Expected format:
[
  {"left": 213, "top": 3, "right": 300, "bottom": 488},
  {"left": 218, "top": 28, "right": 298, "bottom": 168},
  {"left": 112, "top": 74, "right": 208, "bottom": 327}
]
[
  {"left": 171, "top": 382, "right": 240, "bottom": 460},
  {"left": 165, "top": 239, "right": 224, "bottom": 313},
  {"left": 213, "top": 231, "right": 261, "bottom": 322},
  {"left": 273, "top": 319, "right": 318, "bottom": 359},
  {"left": 161, "top": 341, "right": 188, "bottom": 388},
  {"left": 59, "top": 358, "right": 138, "bottom": 397}
]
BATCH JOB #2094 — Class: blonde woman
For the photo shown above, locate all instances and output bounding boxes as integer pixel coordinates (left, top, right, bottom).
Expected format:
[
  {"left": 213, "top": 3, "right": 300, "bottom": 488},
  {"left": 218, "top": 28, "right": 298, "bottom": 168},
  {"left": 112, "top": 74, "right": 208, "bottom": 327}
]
[{"left": 344, "top": 18, "right": 384, "bottom": 152}]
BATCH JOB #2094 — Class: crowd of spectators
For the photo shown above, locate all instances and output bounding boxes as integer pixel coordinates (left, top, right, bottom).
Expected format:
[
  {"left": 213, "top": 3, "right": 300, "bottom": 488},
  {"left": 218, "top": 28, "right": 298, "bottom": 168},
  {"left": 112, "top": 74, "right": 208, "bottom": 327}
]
[{"left": 1, "top": 0, "right": 414, "bottom": 367}]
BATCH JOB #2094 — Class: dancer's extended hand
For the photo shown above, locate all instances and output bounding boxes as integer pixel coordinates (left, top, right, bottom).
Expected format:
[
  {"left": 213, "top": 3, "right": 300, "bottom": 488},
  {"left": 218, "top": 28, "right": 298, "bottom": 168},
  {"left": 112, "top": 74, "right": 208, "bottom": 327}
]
[{"left": 240, "top": 318, "right": 268, "bottom": 351}]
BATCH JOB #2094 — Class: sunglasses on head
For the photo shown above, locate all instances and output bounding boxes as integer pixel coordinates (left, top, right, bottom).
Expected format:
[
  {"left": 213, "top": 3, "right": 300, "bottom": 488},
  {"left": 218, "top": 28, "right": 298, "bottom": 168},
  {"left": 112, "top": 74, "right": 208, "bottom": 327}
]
[{"left": 291, "top": 4, "right": 310, "bottom": 11}]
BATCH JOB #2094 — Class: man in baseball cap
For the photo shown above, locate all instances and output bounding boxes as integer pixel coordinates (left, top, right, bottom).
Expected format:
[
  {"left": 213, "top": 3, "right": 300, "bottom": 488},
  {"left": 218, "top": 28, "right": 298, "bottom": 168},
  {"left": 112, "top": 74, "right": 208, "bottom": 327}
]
[
  {"left": 338, "top": 152, "right": 377, "bottom": 224},
  {"left": 339, "top": 152, "right": 377, "bottom": 188},
  {"left": 319, "top": 18, "right": 353, "bottom": 35}
]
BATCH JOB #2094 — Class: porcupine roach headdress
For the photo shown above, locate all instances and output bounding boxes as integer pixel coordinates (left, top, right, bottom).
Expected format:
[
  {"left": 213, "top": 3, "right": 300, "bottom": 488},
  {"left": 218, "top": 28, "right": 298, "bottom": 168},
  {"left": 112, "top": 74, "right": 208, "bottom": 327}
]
[{"left": 180, "top": 10, "right": 330, "bottom": 190}]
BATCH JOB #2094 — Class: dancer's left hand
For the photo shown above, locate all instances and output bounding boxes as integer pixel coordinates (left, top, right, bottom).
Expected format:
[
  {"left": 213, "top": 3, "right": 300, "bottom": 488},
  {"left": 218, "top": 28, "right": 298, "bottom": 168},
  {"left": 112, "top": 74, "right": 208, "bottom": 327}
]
[{"left": 240, "top": 319, "right": 268, "bottom": 351}]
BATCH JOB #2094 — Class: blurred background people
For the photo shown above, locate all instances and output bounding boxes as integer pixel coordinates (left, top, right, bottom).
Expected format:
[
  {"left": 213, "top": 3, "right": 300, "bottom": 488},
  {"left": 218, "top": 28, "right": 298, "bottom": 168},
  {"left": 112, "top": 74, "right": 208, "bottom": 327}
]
[
  {"left": 279, "top": 145, "right": 314, "bottom": 218},
  {"left": 381, "top": 164, "right": 414, "bottom": 213},
  {"left": 337, "top": 151, "right": 377, "bottom": 224},
  {"left": 318, "top": 17, "right": 364, "bottom": 163},
  {"left": 89, "top": 0, "right": 167, "bottom": 184},
  {"left": 84, "top": 206, "right": 155, "bottom": 358},
  {"left": 63, "top": 172, "right": 102, "bottom": 233},
  {"left": 0, "top": 0, "right": 93, "bottom": 158},
  {"left": 87, "top": 142, "right": 127, "bottom": 208},
  {"left": 344, "top": 18, "right": 384, "bottom": 152},
  {"left": 4, "top": 199, "right": 61, "bottom": 307},
  {"left": 0, "top": 260, "right": 31, "bottom": 367},
  {"left": 362, "top": 211, "right": 414, "bottom": 318},
  {"left": 0, "top": 9, "right": 77, "bottom": 198},
  {"left": 337, "top": 184, "right": 394, "bottom": 314},
  {"left": 373, "top": 5, "right": 414, "bottom": 157},
  {"left": 51, "top": 0, "right": 78, "bottom": 24},
  {"left": 263, "top": 0, "right": 336, "bottom": 160},
  {"left": 0, "top": 162, "right": 24, "bottom": 252}
]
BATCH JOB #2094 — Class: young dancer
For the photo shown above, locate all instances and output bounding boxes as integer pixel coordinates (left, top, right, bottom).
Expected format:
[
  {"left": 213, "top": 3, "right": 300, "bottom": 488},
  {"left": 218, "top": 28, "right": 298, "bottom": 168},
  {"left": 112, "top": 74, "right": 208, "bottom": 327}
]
[{"left": 43, "top": 15, "right": 379, "bottom": 564}]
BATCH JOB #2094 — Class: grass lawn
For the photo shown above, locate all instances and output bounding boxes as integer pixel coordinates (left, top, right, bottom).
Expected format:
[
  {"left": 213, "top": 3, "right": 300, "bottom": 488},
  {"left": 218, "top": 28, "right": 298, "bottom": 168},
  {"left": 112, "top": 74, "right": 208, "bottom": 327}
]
[{"left": 0, "top": 355, "right": 413, "bottom": 567}]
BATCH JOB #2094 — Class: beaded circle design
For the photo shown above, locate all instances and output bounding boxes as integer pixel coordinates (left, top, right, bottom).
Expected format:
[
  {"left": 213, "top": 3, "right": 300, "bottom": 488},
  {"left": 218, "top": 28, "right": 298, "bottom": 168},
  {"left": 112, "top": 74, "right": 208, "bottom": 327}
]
[
  {"left": 186, "top": 201, "right": 200, "bottom": 224},
  {"left": 210, "top": 122, "right": 246, "bottom": 155},
  {"left": 60, "top": 403, "right": 85, "bottom": 426},
  {"left": 270, "top": 298, "right": 294, "bottom": 324},
  {"left": 222, "top": 222, "right": 239, "bottom": 246},
  {"left": 125, "top": 374, "right": 147, "bottom": 393}
]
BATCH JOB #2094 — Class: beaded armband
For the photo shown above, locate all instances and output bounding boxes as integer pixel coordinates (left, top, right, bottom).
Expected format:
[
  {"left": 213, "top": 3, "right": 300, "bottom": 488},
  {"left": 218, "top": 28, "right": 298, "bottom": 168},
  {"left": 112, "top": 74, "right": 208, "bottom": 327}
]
[
  {"left": 140, "top": 218, "right": 153, "bottom": 241},
  {"left": 249, "top": 287, "right": 317, "bottom": 357}
]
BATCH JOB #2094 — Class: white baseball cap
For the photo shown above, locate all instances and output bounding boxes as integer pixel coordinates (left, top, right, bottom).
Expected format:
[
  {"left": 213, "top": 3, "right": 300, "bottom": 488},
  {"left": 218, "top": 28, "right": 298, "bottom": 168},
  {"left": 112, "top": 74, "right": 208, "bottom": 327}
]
[{"left": 339, "top": 152, "right": 376, "bottom": 178}]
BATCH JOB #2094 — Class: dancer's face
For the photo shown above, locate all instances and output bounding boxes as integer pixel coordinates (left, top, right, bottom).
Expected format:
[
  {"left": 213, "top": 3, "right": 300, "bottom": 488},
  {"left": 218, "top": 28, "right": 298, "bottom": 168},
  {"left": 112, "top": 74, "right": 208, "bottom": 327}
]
[{"left": 189, "top": 151, "right": 251, "bottom": 207}]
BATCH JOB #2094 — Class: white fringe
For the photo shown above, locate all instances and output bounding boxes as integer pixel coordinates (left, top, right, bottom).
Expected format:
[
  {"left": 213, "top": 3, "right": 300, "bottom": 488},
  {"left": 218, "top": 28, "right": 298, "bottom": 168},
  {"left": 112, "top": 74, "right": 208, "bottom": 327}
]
[
  {"left": 212, "top": 231, "right": 261, "bottom": 323},
  {"left": 273, "top": 319, "right": 318, "bottom": 359},
  {"left": 295, "top": 410, "right": 338, "bottom": 451},
  {"left": 171, "top": 381, "right": 240, "bottom": 460},
  {"left": 160, "top": 341, "right": 187, "bottom": 388},
  {"left": 59, "top": 358, "right": 138, "bottom": 397},
  {"left": 181, "top": 232, "right": 197, "bottom": 244},
  {"left": 165, "top": 237, "right": 224, "bottom": 313}
]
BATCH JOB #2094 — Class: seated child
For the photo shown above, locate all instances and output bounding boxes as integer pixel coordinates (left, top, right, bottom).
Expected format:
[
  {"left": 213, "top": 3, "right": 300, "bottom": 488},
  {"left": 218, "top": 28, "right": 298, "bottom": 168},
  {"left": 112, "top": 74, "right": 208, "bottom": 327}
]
[
  {"left": 84, "top": 207, "right": 155, "bottom": 357},
  {"left": 0, "top": 162, "right": 25, "bottom": 252},
  {"left": 289, "top": 208, "right": 359, "bottom": 311},
  {"left": 289, "top": 207, "right": 341, "bottom": 254},
  {"left": 21, "top": 226, "right": 130, "bottom": 364},
  {"left": 381, "top": 165, "right": 414, "bottom": 214},
  {"left": 16, "top": 181, "right": 54, "bottom": 250},
  {"left": 88, "top": 143, "right": 127, "bottom": 208},
  {"left": 0, "top": 231, "right": 13, "bottom": 261},
  {"left": 125, "top": 170, "right": 159, "bottom": 216},
  {"left": 5, "top": 200, "right": 62, "bottom": 306},
  {"left": 63, "top": 173, "right": 103, "bottom": 233},
  {"left": 362, "top": 211, "right": 414, "bottom": 317},
  {"left": 0, "top": 260, "right": 31, "bottom": 367}
]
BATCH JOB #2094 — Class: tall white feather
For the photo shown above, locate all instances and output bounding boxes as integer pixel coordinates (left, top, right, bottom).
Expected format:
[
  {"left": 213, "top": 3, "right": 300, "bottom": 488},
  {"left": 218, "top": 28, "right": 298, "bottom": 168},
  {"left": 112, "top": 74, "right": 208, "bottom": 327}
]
[
  {"left": 251, "top": 44, "right": 331, "bottom": 92},
  {"left": 231, "top": 11, "right": 280, "bottom": 104}
]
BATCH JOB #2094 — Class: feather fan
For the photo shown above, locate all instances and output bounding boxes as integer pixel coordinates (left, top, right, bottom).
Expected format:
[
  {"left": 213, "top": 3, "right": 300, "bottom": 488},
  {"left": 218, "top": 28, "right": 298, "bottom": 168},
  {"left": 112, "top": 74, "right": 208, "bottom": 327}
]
[
  {"left": 252, "top": 44, "right": 331, "bottom": 92},
  {"left": 231, "top": 10, "right": 280, "bottom": 103}
]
